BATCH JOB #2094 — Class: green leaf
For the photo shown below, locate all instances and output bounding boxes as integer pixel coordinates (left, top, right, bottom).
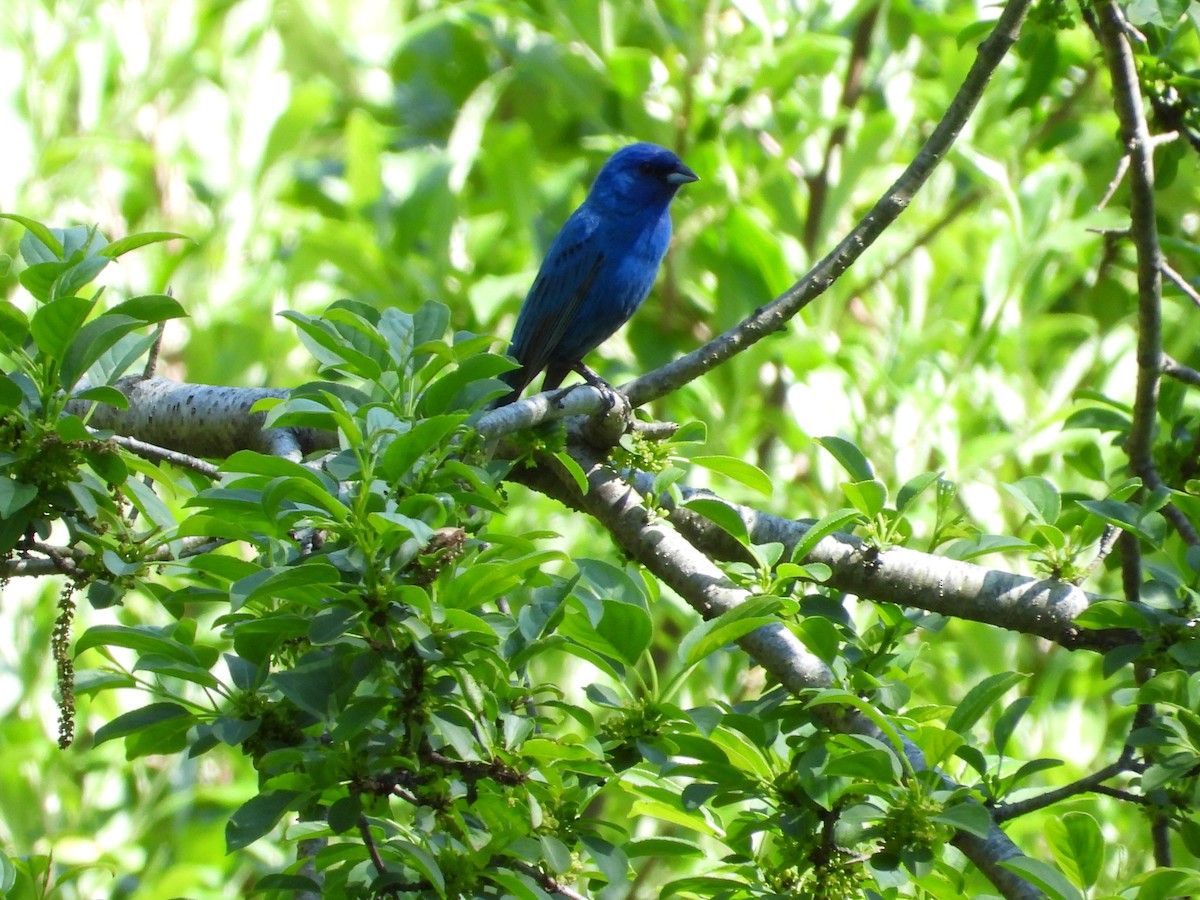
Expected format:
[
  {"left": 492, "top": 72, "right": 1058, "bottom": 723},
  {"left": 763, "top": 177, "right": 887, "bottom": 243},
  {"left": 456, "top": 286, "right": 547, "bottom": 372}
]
[
  {"left": 281, "top": 310, "right": 383, "bottom": 379},
  {"left": 552, "top": 450, "right": 589, "bottom": 495},
  {"left": 815, "top": 435, "right": 873, "bottom": 480},
  {"left": 226, "top": 790, "right": 301, "bottom": 852},
  {"left": 1046, "top": 811, "right": 1103, "bottom": 890},
  {"left": 679, "top": 596, "right": 784, "bottom": 665},
  {"left": 99, "top": 232, "right": 192, "bottom": 258},
  {"left": 93, "top": 702, "right": 194, "bottom": 747},
  {"left": 0, "top": 213, "right": 65, "bottom": 259},
  {"left": 231, "top": 562, "right": 342, "bottom": 612},
  {"left": 806, "top": 690, "right": 907, "bottom": 757},
  {"left": 379, "top": 415, "right": 467, "bottom": 481},
  {"left": 30, "top": 296, "right": 94, "bottom": 361},
  {"left": 626, "top": 837, "right": 703, "bottom": 858},
  {"left": 895, "top": 471, "right": 940, "bottom": 515},
  {"left": 73, "top": 385, "right": 129, "bottom": 408},
  {"left": 75, "top": 624, "right": 201, "bottom": 664},
  {"left": 933, "top": 802, "right": 994, "bottom": 839},
  {"left": 393, "top": 839, "right": 445, "bottom": 894},
  {"left": 999, "top": 856, "right": 1083, "bottom": 900},
  {"left": 690, "top": 455, "right": 773, "bottom": 497},
  {"left": 792, "top": 508, "right": 861, "bottom": 561},
  {"left": 1077, "top": 498, "right": 1164, "bottom": 544},
  {"left": 418, "top": 353, "right": 514, "bottom": 415},
  {"left": 1003, "top": 476, "right": 1060, "bottom": 524},
  {"left": 0, "top": 301, "right": 30, "bottom": 352},
  {"left": 0, "top": 478, "right": 37, "bottom": 518},
  {"left": 268, "top": 651, "right": 342, "bottom": 719},
  {"left": 682, "top": 497, "right": 748, "bottom": 544},
  {"left": 132, "top": 654, "right": 220, "bottom": 688},
  {"left": 945, "top": 672, "right": 1026, "bottom": 737},
  {"left": 842, "top": 479, "right": 887, "bottom": 518},
  {"left": 1073, "top": 599, "right": 1152, "bottom": 630},
  {"left": 596, "top": 599, "right": 653, "bottom": 666},
  {"left": 943, "top": 533, "right": 1038, "bottom": 561},
  {"left": 992, "top": 695, "right": 1032, "bottom": 758}
]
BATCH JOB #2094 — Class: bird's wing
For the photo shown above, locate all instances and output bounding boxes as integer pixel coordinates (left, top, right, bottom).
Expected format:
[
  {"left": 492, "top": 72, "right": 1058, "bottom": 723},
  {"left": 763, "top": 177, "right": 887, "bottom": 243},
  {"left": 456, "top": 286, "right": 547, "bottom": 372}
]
[{"left": 508, "top": 209, "right": 605, "bottom": 380}]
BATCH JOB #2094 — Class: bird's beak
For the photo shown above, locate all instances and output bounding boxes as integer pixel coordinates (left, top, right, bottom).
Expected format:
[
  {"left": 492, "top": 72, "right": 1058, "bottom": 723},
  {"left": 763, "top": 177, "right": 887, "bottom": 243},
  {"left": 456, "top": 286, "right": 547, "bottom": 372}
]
[{"left": 666, "top": 164, "right": 699, "bottom": 185}]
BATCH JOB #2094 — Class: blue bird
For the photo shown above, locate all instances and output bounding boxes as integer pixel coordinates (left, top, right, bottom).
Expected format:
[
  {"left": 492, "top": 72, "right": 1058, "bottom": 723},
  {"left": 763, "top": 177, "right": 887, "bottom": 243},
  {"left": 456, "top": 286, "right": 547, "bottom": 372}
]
[{"left": 497, "top": 142, "right": 698, "bottom": 406}]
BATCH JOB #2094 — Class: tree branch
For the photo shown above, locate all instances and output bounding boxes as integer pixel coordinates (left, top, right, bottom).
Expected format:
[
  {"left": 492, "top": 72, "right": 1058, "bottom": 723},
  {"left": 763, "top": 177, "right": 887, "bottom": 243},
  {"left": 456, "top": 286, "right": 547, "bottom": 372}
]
[
  {"left": 628, "top": 476, "right": 1136, "bottom": 653},
  {"left": 1093, "top": 0, "right": 1199, "bottom": 552},
  {"left": 516, "top": 447, "right": 1042, "bottom": 900},
  {"left": 69, "top": 376, "right": 338, "bottom": 460},
  {"left": 803, "top": 1, "right": 881, "bottom": 256},
  {"left": 622, "top": 0, "right": 1034, "bottom": 407},
  {"left": 992, "top": 758, "right": 1138, "bottom": 821}
]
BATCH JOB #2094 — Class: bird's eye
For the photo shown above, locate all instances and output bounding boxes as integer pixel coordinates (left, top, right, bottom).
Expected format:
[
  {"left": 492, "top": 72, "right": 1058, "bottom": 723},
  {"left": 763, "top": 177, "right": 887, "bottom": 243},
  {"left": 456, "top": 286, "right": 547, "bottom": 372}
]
[{"left": 639, "top": 162, "right": 654, "bottom": 174}]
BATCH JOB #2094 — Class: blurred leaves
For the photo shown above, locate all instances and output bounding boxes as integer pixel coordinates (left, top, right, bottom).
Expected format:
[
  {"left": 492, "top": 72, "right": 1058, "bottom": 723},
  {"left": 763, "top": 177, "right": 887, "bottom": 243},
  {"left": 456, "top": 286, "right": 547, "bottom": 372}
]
[{"left": 2, "top": 0, "right": 1200, "bottom": 897}]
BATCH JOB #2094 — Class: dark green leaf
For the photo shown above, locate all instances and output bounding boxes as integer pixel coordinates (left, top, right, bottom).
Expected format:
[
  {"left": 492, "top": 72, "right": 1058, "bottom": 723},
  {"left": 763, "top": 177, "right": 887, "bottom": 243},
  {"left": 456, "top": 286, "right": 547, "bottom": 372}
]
[
  {"left": 993, "top": 696, "right": 1032, "bottom": 757},
  {"left": 93, "top": 702, "right": 194, "bottom": 747},
  {"left": 226, "top": 790, "right": 301, "bottom": 852},
  {"left": 999, "top": 856, "right": 1083, "bottom": 900},
  {"left": 842, "top": 479, "right": 887, "bottom": 518},
  {"left": 1003, "top": 477, "right": 1060, "bottom": 525}
]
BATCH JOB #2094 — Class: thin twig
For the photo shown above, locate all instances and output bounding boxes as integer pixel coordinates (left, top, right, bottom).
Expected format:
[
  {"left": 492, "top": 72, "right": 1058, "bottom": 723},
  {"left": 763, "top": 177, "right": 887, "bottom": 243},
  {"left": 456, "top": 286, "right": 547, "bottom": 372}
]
[
  {"left": 143, "top": 318, "right": 166, "bottom": 378},
  {"left": 804, "top": 2, "right": 881, "bottom": 255},
  {"left": 516, "top": 444, "right": 1043, "bottom": 900},
  {"left": 1162, "top": 258, "right": 1200, "bottom": 309},
  {"left": 105, "top": 433, "right": 220, "bottom": 478},
  {"left": 1075, "top": 523, "right": 1123, "bottom": 584},
  {"left": 510, "top": 860, "right": 591, "bottom": 900},
  {"left": 1163, "top": 355, "right": 1200, "bottom": 387},
  {"left": 1097, "top": 154, "right": 1130, "bottom": 210},
  {"left": 992, "top": 758, "right": 1137, "bottom": 821},
  {"left": 622, "top": 0, "right": 1034, "bottom": 408}
]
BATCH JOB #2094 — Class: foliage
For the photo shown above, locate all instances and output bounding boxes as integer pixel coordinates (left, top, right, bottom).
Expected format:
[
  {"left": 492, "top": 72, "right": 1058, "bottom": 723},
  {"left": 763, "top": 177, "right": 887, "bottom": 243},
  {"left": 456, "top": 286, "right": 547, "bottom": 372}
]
[{"left": 2, "top": 0, "right": 1200, "bottom": 898}]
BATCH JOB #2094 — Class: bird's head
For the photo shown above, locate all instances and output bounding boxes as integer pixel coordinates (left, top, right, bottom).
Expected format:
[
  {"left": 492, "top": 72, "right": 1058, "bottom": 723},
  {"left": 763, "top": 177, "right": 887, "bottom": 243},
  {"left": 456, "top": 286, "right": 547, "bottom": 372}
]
[{"left": 588, "top": 142, "right": 699, "bottom": 213}]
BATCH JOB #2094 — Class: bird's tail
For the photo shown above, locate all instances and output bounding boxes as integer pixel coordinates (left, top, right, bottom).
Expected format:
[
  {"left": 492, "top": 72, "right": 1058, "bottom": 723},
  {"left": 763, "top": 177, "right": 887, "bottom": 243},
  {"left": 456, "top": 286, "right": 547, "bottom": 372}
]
[{"left": 492, "top": 365, "right": 531, "bottom": 408}]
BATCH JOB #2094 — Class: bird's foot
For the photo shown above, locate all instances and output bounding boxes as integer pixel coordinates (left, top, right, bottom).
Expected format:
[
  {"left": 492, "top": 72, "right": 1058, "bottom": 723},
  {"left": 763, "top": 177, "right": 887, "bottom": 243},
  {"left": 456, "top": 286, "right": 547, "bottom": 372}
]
[{"left": 573, "top": 363, "right": 620, "bottom": 410}]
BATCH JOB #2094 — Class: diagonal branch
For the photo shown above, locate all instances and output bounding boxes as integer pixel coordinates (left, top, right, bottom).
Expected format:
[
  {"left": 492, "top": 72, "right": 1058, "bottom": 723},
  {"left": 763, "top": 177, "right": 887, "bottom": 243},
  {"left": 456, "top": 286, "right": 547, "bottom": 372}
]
[
  {"left": 622, "top": 0, "right": 1034, "bottom": 408},
  {"left": 1093, "top": 0, "right": 1198, "bottom": 549},
  {"left": 630, "top": 477, "right": 1137, "bottom": 653},
  {"left": 516, "top": 446, "right": 1042, "bottom": 900}
]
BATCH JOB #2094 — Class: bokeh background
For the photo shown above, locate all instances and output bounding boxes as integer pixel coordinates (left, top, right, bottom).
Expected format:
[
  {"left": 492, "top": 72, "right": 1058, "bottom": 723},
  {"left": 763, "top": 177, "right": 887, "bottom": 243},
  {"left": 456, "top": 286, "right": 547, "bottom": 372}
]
[{"left": 2, "top": 0, "right": 1198, "bottom": 896}]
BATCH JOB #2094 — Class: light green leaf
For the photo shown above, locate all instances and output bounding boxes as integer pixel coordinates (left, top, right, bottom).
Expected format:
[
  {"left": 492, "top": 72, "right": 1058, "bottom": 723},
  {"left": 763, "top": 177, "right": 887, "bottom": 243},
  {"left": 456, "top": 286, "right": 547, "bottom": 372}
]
[{"left": 690, "top": 455, "right": 773, "bottom": 497}]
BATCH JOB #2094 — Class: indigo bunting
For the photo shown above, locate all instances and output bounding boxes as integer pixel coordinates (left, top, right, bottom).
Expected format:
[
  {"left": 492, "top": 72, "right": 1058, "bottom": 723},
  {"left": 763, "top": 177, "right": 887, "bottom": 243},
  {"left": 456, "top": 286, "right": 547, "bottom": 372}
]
[{"left": 497, "top": 142, "right": 698, "bottom": 405}]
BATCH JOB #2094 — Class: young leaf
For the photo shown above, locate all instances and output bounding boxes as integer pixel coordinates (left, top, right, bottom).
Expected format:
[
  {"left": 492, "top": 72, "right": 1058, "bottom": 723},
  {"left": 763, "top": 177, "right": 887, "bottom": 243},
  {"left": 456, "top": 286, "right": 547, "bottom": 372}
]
[
  {"left": 99, "top": 232, "right": 193, "bottom": 258},
  {"left": 945, "top": 672, "right": 1026, "bottom": 737},
  {"left": 815, "top": 435, "right": 874, "bottom": 481},
  {"left": 226, "top": 790, "right": 302, "bottom": 852},
  {"left": 690, "top": 455, "right": 773, "bottom": 497},
  {"left": 791, "top": 508, "right": 861, "bottom": 562},
  {"left": 682, "top": 497, "right": 749, "bottom": 545}
]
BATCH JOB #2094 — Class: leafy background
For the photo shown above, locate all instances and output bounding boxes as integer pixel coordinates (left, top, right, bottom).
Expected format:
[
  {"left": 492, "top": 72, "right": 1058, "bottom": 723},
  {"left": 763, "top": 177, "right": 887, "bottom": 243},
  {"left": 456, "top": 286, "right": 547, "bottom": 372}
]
[{"left": 1, "top": 0, "right": 1198, "bottom": 896}]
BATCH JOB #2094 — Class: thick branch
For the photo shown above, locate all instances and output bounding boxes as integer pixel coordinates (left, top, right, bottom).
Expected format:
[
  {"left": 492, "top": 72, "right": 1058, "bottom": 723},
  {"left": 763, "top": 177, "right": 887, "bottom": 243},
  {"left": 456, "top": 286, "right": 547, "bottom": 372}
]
[
  {"left": 632, "top": 477, "right": 1137, "bottom": 653},
  {"left": 68, "top": 375, "right": 338, "bottom": 460},
  {"left": 516, "top": 449, "right": 1041, "bottom": 900},
  {"left": 622, "top": 0, "right": 1033, "bottom": 407}
]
